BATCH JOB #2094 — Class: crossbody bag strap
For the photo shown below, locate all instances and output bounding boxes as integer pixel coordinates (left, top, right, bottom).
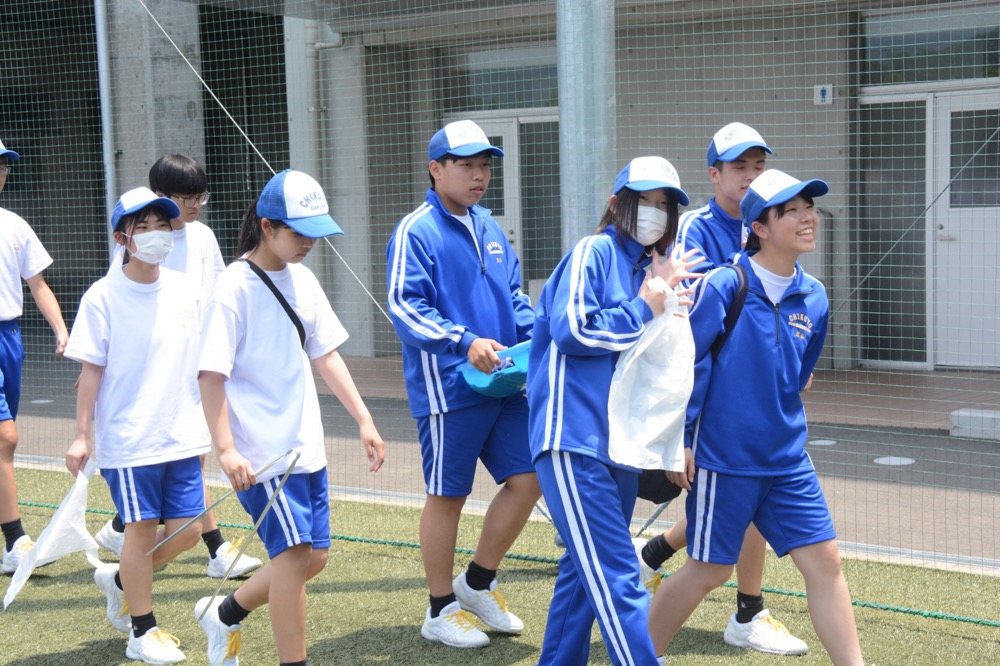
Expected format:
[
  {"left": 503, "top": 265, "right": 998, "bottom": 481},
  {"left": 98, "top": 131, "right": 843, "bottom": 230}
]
[
  {"left": 709, "top": 263, "right": 748, "bottom": 361},
  {"left": 238, "top": 258, "right": 306, "bottom": 348}
]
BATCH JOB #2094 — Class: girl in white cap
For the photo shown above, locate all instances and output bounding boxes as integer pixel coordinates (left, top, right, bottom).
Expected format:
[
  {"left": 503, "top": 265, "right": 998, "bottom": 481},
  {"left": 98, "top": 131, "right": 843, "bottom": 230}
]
[
  {"left": 649, "top": 170, "right": 864, "bottom": 665},
  {"left": 65, "top": 187, "right": 210, "bottom": 665},
  {"left": 195, "top": 169, "right": 385, "bottom": 666},
  {"left": 526, "top": 156, "right": 702, "bottom": 666}
]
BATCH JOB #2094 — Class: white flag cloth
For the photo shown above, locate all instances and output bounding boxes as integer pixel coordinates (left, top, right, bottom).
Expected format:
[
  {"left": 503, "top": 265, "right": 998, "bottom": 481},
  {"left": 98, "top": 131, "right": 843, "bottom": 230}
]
[{"left": 4, "top": 461, "right": 102, "bottom": 609}]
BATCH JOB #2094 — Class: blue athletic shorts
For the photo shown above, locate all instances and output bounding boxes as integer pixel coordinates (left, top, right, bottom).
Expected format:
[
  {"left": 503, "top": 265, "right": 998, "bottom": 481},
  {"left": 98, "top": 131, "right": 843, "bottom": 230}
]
[
  {"left": 0, "top": 319, "right": 24, "bottom": 421},
  {"left": 101, "top": 455, "right": 205, "bottom": 523},
  {"left": 417, "top": 395, "right": 534, "bottom": 497},
  {"left": 237, "top": 468, "right": 330, "bottom": 560},
  {"left": 686, "top": 466, "right": 837, "bottom": 565}
]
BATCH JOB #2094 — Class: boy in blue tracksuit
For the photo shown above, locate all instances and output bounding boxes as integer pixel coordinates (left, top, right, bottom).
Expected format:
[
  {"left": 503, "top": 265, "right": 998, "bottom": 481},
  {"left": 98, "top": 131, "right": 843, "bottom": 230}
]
[
  {"left": 528, "top": 157, "right": 701, "bottom": 666},
  {"left": 639, "top": 123, "right": 808, "bottom": 656},
  {"left": 649, "top": 170, "right": 864, "bottom": 666},
  {"left": 386, "top": 120, "right": 540, "bottom": 649}
]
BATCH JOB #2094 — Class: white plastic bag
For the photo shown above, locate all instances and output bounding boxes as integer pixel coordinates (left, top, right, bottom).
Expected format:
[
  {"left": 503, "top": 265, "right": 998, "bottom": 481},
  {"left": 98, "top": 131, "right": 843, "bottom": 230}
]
[{"left": 608, "top": 281, "right": 695, "bottom": 472}]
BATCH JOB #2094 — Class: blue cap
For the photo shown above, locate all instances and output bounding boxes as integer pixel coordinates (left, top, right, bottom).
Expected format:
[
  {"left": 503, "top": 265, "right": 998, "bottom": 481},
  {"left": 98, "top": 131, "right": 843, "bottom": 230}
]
[
  {"left": 110, "top": 187, "right": 180, "bottom": 231},
  {"left": 428, "top": 120, "right": 504, "bottom": 161},
  {"left": 257, "top": 169, "right": 343, "bottom": 238},
  {"left": 706, "top": 122, "right": 772, "bottom": 167},
  {"left": 740, "top": 169, "right": 829, "bottom": 224},
  {"left": 0, "top": 138, "right": 20, "bottom": 161},
  {"left": 612, "top": 156, "right": 690, "bottom": 206}
]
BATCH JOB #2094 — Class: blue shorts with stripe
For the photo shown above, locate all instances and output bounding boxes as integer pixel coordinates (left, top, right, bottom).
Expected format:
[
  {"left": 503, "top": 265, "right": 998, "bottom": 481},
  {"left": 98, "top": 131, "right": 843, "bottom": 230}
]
[
  {"left": 417, "top": 395, "right": 534, "bottom": 497},
  {"left": 101, "top": 455, "right": 205, "bottom": 523},
  {"left": 686, "top": 466, "right": 837, "bottom": 565},
  {"left": 534, "top": 451, "right": 660, "bottom": 666},
  {"left": 0, "top": 319, "right": 24, "bottom": 422},
  {"left": 237, "top": 468, "right": 330, "bottom": 560}
]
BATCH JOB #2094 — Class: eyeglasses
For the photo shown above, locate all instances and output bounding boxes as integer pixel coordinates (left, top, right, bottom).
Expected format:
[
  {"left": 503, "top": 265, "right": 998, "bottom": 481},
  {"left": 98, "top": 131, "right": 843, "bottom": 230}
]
[
  {"left": 176, "top": 192, "right": 210, "bottom": 207},
  {"left": 0, "top": 166, "right": 10, "bottom": 176}
]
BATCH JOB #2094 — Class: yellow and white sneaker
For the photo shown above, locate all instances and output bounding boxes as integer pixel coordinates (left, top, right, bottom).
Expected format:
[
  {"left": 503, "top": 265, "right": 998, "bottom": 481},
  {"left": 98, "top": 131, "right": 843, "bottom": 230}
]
[
  {"left": 126, "top": 627, "right": 185, "bottom": 664},
  {"left": 207, "top": 540, "right": 262, "bottom": 579},
  {"left": 723, "top": 609, "right": 809, "bottom": 655},
  {"left": 420, "top": 601, "right": 490, "bottom": 648}
]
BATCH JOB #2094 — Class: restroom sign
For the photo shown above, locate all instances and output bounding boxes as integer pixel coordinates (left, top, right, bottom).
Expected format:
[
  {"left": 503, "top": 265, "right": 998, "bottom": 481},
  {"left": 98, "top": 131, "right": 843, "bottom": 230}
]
[{"left": 814, "top": 84, "right": 834, "bottom": 105}]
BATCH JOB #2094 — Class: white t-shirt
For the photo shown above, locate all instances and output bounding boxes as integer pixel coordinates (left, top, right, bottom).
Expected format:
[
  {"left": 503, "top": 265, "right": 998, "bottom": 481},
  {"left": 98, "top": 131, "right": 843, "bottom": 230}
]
[
  {"left": 64, "top": 267, "right": 211, "bottom": 468},
  {"left": 198, "top": 260, "right": 349, "bottom": 481},
  {"left": 0, "top": 207, "right": 53, "bottom": 321},
  {"left": 110, "top": 221, "right": 225, "bottom": 299}
]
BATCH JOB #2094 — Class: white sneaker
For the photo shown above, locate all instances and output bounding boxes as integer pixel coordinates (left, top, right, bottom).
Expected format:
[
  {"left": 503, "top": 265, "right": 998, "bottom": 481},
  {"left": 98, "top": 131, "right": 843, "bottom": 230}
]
[
  {"left": 452, "top": 572, "right": 524, "bottom": 634},
  {"left": 421, "top": 601, "right": 490, "bottom": 648},
  {"left": 95, "top": 519, "right": 126, "bottom": 557},
  {"left": 632, "top": 537, "right": 664, "bottom": 596},
  {"left": 94, "top": 563, "right": 131, "bottom": 633},
  {"left": 126, "top": 627, "right": 186, "bottom": 664},
  {"left": 1, "top": 535, "right": 34, "bottom": 573},
  {"left": 657, "top": 657, "right": 668, "bottom": 665},
  {"left": 207, "top": 540, "right": 262, "bottom": 579},
  {"left": 195, "top": 596, "right": 240, "bottom": 665},
  {"left": 723, "top": 609, "right": 809, "bottom": 656}
]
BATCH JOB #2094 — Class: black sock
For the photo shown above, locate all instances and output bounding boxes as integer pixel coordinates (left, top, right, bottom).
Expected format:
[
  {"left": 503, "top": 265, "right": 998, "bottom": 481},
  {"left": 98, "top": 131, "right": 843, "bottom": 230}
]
[
  {"left": 642, "top": 534, "right": 677, "bottom": 570},
  {"left": 429, "top": 593, "right": 456, "bottom": 618},
  {"left": 111, "top": 514, "right": 125, "bottom": 533},
  {"left": 114, "top": 571, "right": 124, "bottom": 591},
  {"left": 131, "top": 612, "right": 156, "bottom": 638},
  {"left": 218, "top": 593, "right": 251, "bottom": 626},
  {"left": 1, "top": 519, "right": 26, "bottom": 552},
  {"left": 202, "top": 528, "right": 226, "bottom": 558},
  {"left": 736, "top": 592, "right": 765, "bottom": 623},
  {"left": 465, "top": 560, "right": 496, "bottom": 591},
  {"left": 279, "top": 660, "right": 308, "bottom": 666}
]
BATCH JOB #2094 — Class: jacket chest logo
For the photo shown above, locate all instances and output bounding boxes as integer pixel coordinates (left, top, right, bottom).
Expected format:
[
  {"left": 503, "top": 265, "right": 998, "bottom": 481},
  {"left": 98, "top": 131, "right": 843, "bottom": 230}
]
[
  {"left": 787, "top": 312, "right": 813, "bottom": 339},
  {"left": 486, "top": 240, "right": 505, "bottom": 260}
]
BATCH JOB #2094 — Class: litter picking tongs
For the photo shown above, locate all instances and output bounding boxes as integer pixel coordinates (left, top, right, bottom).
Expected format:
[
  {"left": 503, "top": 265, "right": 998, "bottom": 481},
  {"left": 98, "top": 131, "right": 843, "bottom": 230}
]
[
  {"left": 198, "top": 449, "right": 301, "bottom": 620},
  {"left": 145, "top": 448, "right": 297, "bottom": 558}
]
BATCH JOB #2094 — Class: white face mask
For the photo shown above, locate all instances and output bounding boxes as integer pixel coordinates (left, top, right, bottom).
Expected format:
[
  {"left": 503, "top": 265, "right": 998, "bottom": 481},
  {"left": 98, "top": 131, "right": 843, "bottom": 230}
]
[
  {"left": 127, "top": 230, "right": 173, "bottom": 264},
  {"left": 634, "top": 204, "right": 668, "bottom": 246}
]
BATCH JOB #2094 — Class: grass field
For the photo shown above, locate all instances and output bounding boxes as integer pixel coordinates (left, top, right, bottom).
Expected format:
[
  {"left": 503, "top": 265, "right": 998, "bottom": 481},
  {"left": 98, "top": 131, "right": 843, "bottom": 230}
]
[{"left": 3, "top": 466, "right": 998, "bottom": 665}]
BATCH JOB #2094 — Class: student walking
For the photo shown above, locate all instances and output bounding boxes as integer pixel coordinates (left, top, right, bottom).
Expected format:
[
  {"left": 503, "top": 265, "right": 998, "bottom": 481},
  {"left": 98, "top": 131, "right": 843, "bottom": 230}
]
[
  {"left": 386, "top": 120, "right": 540, "bottom": 648},
  {"left": 528, "top": 157, "right": 701, "bottom": 666},
  {"left": 0, "top": 138, "right": 69, "bottom": 575},
  {"left": 648, "top": 170, "right": 864, "bottom": 666},
  {"left": 94, "top": 154, "right": 262, "bottom": 581},
  {"left": 637, "top": 122, "right": 808, "bottom": 655},
  {"left": 197, "top": 169, "right": 385, "bottom": 666},
  {"left": 64, "top": 188, "right": 210, "bottom": 664}
]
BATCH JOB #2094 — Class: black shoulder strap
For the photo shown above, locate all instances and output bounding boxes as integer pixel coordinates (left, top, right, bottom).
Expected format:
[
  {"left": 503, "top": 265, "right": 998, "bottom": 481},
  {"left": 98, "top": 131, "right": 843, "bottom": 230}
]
[
  {"left": 238, "top": 258, "right": 306, "bottom": 348},
  {"left": 710, "top": 263, "right": 748, "bottom": 361}
]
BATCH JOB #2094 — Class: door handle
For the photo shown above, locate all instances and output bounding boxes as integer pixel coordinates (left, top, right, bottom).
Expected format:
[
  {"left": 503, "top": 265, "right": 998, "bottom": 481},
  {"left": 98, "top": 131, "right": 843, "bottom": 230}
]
[{"left": 936, "top": 234, "right": 957, "bottom": 241}]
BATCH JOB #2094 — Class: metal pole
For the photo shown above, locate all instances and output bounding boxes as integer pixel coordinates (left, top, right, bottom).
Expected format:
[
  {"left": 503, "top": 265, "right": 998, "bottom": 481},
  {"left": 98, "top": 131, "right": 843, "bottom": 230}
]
[
  {"left": 556, "top": 0, "right": 617, "bottom": 252},
  {"left": 94, "top": 0, "right": 116, "bottom": 252}
]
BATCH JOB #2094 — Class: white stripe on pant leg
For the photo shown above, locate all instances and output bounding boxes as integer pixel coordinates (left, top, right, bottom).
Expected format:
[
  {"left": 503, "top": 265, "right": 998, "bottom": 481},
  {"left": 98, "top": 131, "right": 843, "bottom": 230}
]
[
  {"left": 551, "top": 452, "right": 637, "bottom": 666},
  {"left": 692, "top": 468, "right": 716, "bottom": 562}
]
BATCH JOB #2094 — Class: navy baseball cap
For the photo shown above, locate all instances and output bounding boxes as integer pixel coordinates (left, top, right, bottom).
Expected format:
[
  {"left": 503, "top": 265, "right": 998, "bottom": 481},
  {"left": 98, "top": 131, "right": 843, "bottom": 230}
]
[
  {"left": 612, "top": 156, "right": 690, "bottom": 206},
  {"left": 428, "top": 120, "right": 504, "bottom": 161},
  {"left": 110, "top": 187, "right": 180, "bottom": 231},
  {"left": 0, "top": 138, "right": 20, "bottom": 161},
  {"left": 740, "top": 169, "right": 829, "bottom": 224},
  {"left": 257, "top": 169, "right": 343, "bottom": 238},
  {"left": 706, "top": 122, "right": 772, "bottom": 167}
]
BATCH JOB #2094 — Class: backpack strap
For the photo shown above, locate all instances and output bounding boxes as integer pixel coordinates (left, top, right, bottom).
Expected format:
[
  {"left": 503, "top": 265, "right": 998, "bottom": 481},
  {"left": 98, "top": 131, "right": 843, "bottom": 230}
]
[
  {"left": 709, "top": 263, "right": 748, "bottom": 361},
  {"left": 238, "top": 258, "right": 306, "bottom": 348}
]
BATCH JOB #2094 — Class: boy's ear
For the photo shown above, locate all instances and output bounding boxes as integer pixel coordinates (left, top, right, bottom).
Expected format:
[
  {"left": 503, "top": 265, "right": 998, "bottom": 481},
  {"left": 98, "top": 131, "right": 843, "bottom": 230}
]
[
  {"left": 154, "top": 190, "right": 167, "bottom": 198},
  {"left": 428, "top": 160, "right": 443, "bottom": 184}
]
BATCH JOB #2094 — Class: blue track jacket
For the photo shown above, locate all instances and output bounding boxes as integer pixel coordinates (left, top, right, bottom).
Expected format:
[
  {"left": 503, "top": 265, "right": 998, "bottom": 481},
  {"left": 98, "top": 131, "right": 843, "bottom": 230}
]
[
  {"left": 386, "top": 189, "right": 534, "bottom": 418},
  {"left": 676, "top": 199, "right": 745, "bottom": 288},
  {"left": 527, "top": 227, "right": 654, "bottom": 466},
  {"left": 686, "top": 251, "right": 828, "bottom": 475}
]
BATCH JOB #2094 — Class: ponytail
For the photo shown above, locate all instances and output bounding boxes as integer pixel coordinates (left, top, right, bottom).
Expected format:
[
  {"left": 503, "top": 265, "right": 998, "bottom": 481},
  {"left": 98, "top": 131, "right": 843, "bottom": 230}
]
[{"left": 235, "top": 196, "right": 289, "bottom": 260}]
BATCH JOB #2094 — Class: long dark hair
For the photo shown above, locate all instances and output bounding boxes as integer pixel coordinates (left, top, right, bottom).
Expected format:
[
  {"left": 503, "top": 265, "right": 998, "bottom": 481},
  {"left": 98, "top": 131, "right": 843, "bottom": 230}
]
[
  {"left": 596, "top": 187, "right": 680, "bottom": 255},
  {"left": 235, "top": 196, "right": 288, "bottom": 259}
]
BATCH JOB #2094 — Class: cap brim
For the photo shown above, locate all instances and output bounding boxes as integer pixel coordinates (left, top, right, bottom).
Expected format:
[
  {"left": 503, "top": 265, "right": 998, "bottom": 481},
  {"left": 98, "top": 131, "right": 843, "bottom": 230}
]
[
  {"left": 284, "top": 213, "right": 344, "bottom": 238},
  {"left": 439, "top": 143, "right": 504, "bottom": 159},
  {"left": 717, "top": 141, "right": 773, "bottom": 162},
  {"left": 623, "top": 180, "right": 691, "bottom": 206},
  {"left": 124, "top": 198, "right": 181, "bottom": 221},
  {"left": 768, "top": 179, "right": 829, "bottom": 208},
  {"left": 0, "top": 149, "right": 20, "bottom": 161}
]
